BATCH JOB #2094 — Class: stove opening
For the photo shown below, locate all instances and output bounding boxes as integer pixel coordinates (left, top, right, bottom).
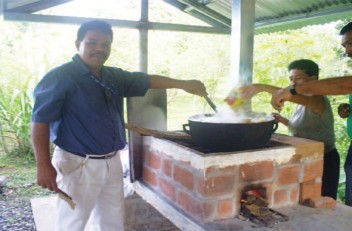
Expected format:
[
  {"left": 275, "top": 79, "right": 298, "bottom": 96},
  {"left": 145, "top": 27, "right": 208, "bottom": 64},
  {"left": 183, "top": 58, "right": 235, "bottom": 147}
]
[{"left": 240, "top": 186, "right": 288, "bottom": 227}]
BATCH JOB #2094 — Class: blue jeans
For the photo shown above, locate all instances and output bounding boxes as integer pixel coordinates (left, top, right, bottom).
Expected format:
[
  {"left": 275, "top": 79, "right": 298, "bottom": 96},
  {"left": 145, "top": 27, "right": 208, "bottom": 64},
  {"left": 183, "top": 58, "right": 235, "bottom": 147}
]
[{"left": 345, "top": 143, "right": 352, "bottom": 206}]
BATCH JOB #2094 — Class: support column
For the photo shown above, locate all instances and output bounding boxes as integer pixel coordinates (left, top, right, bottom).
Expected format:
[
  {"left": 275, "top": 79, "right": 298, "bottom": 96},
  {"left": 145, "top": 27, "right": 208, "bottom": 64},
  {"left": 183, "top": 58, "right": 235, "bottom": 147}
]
[
  {"left": 128, "top": 0, "right": 167, "bottom": 182},
  {"left": 230, "top": 0, "right": 255, "bottom": 86}
]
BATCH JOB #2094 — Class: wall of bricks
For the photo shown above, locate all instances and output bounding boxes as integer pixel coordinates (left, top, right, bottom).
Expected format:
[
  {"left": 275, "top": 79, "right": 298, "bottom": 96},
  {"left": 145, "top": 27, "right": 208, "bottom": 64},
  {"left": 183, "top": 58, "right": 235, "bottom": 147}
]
[{"left": 142, "top": 135, "right": 324, "bottom": 223}]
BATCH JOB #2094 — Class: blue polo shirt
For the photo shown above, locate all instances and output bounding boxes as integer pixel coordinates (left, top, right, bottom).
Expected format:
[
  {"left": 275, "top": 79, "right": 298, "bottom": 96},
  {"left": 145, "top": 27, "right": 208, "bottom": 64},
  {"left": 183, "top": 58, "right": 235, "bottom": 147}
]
[{"left": 32, "top": 54, "right": 150, "bottom": 155}]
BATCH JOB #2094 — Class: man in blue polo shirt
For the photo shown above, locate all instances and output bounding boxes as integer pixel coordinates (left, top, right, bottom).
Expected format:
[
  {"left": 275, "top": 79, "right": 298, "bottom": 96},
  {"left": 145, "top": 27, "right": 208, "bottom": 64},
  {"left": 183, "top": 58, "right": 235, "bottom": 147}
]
[{"left": 31, "top": 20, "right": 208, "bottom": 231}]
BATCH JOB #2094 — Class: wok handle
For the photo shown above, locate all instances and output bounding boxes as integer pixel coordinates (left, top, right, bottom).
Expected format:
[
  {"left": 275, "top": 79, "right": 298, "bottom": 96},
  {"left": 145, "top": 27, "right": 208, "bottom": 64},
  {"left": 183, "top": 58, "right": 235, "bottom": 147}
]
[
  {"left": 183, "top": 124, "right": 191, "bottom": 134},
  {"left": 272, "top": 121, "right": 279, "bottom": 133}
]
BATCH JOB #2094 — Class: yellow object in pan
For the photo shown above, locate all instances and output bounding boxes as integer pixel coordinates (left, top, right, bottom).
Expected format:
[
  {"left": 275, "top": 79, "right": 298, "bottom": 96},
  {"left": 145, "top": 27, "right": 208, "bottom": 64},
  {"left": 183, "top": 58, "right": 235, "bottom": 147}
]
[{"left": 225, "top": 87, "right": 248, "bottom": 108}]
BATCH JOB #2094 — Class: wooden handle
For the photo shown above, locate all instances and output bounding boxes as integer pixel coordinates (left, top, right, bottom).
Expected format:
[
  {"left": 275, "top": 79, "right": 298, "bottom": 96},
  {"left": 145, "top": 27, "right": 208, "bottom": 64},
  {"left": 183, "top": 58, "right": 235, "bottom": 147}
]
[
  {"left": 58, "top": 189, "right": 76, "bottom": 209},
  {"left": 204, "top": 96, "right": 217, "bottom": 112},
  {"left": 125, "top": 123, "right": 191, "bottom": 139}
]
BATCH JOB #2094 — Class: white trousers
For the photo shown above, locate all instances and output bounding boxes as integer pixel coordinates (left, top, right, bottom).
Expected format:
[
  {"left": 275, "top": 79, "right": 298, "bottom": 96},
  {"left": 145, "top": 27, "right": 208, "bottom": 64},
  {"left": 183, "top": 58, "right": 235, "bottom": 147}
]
[{"left": 52, "top": 147, "right": 125, "bottom": 231}]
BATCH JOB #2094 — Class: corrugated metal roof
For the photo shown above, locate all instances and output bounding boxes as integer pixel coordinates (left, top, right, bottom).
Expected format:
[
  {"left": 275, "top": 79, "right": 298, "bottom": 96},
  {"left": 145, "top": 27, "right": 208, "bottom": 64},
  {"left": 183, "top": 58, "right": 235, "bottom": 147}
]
[
  {"left": 165, "top": 0, "right": 352, "bottom": 33},
  {"left": 1, "top": 0, "right": 352, "bottom": 34}
]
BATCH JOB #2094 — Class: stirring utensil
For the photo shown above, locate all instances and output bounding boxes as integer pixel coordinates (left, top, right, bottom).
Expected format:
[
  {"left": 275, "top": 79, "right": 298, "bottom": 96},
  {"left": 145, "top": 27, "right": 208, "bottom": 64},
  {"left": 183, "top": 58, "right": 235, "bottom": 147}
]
[{"left": 204, "top": 95, "right": 217, "bottom": 112}]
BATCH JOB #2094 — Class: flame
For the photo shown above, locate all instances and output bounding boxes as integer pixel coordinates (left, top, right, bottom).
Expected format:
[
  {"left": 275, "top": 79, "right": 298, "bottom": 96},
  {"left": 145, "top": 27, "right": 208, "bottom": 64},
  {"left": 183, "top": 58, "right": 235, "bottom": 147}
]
[{"left": 245, "top": 189, "right": 262, "bottom": 197}]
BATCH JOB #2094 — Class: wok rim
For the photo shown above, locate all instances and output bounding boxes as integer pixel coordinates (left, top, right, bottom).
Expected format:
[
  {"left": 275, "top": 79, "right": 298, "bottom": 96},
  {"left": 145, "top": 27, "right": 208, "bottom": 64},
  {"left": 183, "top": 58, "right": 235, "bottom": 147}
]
[{"left": 187, "top": 113, "right": 276, "bottom": 125}]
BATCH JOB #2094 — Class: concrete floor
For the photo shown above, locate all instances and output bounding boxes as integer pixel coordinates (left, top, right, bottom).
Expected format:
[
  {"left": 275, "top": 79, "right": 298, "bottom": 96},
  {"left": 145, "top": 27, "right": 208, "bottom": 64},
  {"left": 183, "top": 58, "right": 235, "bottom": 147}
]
[
  {"left": 206, "top": 203, "right": 352, "bottom": 231},
  {"left": 31, "top": 194, "right": 180, "bottom": 231},
  {"left": 32, "top": 195, "right": 352, "bottom": 231},
  {"left": 31, "top": 196, "right": 58, "bottom": 231},
  {"left": 31, "top": 196, "right": 90, "bottom": 231},
  {"left": 30, "top": 149, "right": 131, "bottom": 231}
]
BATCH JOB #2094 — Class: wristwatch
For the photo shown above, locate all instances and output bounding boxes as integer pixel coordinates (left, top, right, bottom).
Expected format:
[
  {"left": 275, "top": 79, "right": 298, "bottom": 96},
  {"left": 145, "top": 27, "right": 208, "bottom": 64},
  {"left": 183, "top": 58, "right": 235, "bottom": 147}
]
[{"left": 289, "top": 84, "right": 297, "bottom": 95}]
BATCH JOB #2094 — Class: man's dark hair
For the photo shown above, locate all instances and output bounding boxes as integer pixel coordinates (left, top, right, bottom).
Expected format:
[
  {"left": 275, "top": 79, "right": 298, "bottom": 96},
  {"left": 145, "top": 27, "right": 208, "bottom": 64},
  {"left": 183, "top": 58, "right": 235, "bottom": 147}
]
[
  {"left": 288, "top": 59, "right": 319, "bottom": 79},
  {"left": 340, "top": 22, "right": 352, "bottom": 35},
  {"left": 76, "top": 20, "right": 113, "bottom": 41}
]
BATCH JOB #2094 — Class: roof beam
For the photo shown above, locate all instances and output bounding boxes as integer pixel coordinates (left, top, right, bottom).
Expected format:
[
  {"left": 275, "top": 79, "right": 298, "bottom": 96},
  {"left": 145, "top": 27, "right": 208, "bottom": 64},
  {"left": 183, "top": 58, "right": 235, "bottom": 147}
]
[
  {"left": 3, "top": 0, "right": 73, "bottom": 13},
  {"left": 3, "top": 12, "right": 231, "bottom": 34},
  {"left": 162, "top": 0, "right": 229, "bottom": 28},
  {"left": 167, "top": 0, "right": 231, "bottom": 27},
  {"left": 256, "top": 5, "right": 352, "bottom": 30}
]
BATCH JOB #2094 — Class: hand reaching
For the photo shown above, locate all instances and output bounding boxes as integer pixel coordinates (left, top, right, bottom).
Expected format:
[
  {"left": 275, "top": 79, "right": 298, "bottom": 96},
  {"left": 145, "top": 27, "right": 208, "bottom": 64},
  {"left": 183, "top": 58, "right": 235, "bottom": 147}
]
[
  {"left": 239, "top": 84, "right": 261, "bottom": 98},
  {"left": 183, "top": 80, "right": 208, "bottom": 97},
  {"left": 271, "top": 87, "right": 291, "bottom": 111},
  {"left": 272, "top": 112, "right": 289, "bottom": 125}
]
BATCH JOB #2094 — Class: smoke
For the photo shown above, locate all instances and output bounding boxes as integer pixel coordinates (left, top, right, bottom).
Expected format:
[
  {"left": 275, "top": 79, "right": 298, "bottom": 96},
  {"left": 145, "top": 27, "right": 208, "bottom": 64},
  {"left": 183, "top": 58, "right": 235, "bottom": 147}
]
[{"left": 196, "top": 107, "right": 273, "bottom": 123}]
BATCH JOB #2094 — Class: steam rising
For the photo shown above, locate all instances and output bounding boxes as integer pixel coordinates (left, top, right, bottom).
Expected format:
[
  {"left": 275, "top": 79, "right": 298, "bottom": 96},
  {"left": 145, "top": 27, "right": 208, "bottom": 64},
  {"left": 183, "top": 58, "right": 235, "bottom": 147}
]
[{"left": 194, "top": 107, "right": 274, "bottom": 124}]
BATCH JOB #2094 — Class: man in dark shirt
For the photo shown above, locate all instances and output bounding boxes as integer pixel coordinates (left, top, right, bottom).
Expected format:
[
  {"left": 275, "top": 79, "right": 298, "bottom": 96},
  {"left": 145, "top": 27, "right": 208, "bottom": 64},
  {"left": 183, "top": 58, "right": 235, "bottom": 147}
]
[{"left": 31, "top": 20, "right": 208, "bottom": 231}]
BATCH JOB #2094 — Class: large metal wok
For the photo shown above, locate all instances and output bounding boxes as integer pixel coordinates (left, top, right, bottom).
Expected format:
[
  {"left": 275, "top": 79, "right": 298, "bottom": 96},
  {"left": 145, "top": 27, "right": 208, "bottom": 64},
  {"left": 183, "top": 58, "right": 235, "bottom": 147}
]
[{"left": 183, "top": 113, "right": 278, "bottom": 152}]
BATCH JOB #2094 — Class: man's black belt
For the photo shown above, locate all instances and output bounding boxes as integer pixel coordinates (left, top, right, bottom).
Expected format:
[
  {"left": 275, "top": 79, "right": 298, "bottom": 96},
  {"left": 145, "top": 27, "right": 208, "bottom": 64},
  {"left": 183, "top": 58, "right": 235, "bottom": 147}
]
[{"left": 75, "top": 152, "right": 117, "bottom": 159}]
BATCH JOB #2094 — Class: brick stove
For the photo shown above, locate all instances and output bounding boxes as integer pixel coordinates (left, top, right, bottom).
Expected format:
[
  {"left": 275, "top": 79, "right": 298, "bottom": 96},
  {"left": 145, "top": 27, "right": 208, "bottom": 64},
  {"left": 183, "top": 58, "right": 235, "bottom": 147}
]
[{"left": 139, "top": 133, "right": 325, "bottom": 224}]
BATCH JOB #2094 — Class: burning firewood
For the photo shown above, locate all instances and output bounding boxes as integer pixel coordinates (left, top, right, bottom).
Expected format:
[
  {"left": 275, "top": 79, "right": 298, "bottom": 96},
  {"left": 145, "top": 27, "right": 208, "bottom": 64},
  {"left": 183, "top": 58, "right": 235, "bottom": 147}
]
[
  {"left": 241, "top": 189, "right": 288, "bottom": 227},
  {"left": 244, "top": 204, "right": 271, "bottom": 217}
]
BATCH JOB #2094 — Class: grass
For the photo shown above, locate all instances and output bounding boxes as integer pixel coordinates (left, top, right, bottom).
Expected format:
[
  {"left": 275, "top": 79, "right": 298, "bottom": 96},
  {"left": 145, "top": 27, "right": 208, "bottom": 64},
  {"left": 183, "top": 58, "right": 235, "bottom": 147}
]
[{"left": 0, "top": 152, "right": 53, "bottom": 199}]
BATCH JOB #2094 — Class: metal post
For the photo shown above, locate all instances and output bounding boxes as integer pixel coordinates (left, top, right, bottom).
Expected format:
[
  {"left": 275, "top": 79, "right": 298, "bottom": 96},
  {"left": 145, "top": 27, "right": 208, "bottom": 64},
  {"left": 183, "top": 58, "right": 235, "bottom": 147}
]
[
  {"left": 230, "top": 0, "right": 255, "bottom": 86},
  {"left": 128, "top": 0, "right": 167, "bottom": 182}
]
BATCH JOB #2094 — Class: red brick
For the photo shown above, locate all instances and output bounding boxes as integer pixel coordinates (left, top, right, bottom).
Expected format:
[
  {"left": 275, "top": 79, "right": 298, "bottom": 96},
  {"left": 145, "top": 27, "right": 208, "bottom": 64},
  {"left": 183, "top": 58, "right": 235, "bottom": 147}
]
[
  {"left": 177, "top": 191, "right": 203, "bottom": 220},
  {"left": 159, "top": 177, "right": 177, "bottom": 202},
  {"left": 290, "top": 186, "right": 299, "bottom": 203},
  {"left": 203, "top": 201, "right": 216, "bottom": 221},
  {"left": 143, "top": 166, "right": 158, "bottom": 187},
  {"left": 218, "top": 198, "right": 233, "bottom": 219},
  {"left": 303, "top": 159, "right": 323, "bottom": 181},
  {"left": 306, "top": 196, "right": 337, "bottom": 208},
  {"left": 162, "top": 158, "right": 173, "bottom": 177},
  {"left": 149, "top": 152, "right": 161, "bottom": 170},
  {"left": 239, "top": 161, "right": 274, "bottom": 182},
  {"left": 299, "top": 180, "right": 322, "bottom": 203},
  {"left": 277, "top": 165, "right": 300, "bottom": 186},
  {"left": 205, "top": 166, "right": 218, "bottom": 175},
  {"left": 198, "top": 175, "right": 235, "bottom": 197},
  {"left": 273, "top": 189, "right": 288, "bottom": 207},
  {"left": 173, "top": 165, "right": 194, "bottom": 190}
]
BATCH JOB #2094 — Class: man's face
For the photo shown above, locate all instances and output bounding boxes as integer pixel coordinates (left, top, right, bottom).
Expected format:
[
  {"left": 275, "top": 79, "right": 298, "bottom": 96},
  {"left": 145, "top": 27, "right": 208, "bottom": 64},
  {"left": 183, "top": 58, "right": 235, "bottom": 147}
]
[
  {"left": 75, "top": 30, "right": 112, "bottom": 71},
  {"left": 289, "top": 69, "right": 316, "bottom": 85},
  {"left": 341, "top": 30, "right": 352, "bottom": 58}
]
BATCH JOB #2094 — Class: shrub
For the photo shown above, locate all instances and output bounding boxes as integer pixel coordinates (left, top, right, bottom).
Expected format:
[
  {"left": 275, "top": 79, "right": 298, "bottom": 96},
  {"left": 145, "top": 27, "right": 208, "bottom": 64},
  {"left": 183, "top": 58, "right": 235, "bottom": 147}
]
[{"left": 0, "top": 86, "right": 34, "bottom": 161}]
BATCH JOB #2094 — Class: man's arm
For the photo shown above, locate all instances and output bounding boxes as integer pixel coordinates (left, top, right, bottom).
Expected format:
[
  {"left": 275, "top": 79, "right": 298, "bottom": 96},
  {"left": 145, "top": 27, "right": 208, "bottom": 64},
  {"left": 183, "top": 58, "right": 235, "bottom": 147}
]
[
  {"left": 293, "top": 76, "right": 352, "bottom": 95},
  {"left": 149, "top": 75, "right": 207, "bottom": 97},
  {"left": 242, "top": 84, "right": 325, "bottom": 114},
  {"left": 31, "top": 122, "right": 59, "bottom": 192},
  {"left": 272, "top": 76, "right": 352, "bottom": 111},
  {"left": 240, "top": 84, "right": 281, "bottom": 97},
  {"left": 289, "top": 95, "right": 325, "bottom": 114}
]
